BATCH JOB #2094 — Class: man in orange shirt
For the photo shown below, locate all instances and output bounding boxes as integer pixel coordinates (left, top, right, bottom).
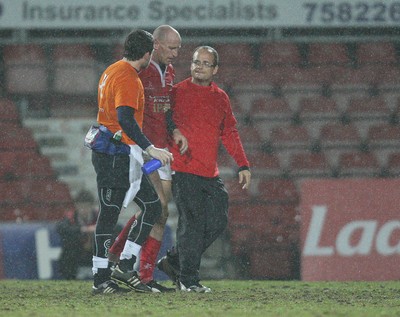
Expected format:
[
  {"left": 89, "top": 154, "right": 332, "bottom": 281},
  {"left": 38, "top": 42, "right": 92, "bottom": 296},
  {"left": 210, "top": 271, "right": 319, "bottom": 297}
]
[{"left": 90, "top": 29, "right": 175, "bottom": 294}]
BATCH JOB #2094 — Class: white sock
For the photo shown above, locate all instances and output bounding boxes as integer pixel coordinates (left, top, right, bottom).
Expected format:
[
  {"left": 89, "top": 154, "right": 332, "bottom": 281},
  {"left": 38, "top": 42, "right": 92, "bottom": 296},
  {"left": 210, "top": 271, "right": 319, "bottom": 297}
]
[
  {"left": 92, "top": 256, "right": 108, "bottom": 274},
  {"left": 120, "top": 240, "right": 141, "bottom": 260}
]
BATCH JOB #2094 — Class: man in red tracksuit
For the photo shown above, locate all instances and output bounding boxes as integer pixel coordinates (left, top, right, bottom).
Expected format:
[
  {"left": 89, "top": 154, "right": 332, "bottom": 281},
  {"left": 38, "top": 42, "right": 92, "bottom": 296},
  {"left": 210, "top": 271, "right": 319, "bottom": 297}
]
[{"left": 158, "top": 45, "right": 251, "bottom": 292}]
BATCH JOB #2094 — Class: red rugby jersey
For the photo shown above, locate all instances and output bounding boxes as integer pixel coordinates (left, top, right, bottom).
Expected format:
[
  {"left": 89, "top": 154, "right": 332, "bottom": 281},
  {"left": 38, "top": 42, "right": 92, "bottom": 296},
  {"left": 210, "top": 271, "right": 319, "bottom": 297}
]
[
  {"left": 170, "top": 78, "right": 249, "bottom": 177},
  {"left": 139, "top": 60, "right": 175, "bottom": 148}
]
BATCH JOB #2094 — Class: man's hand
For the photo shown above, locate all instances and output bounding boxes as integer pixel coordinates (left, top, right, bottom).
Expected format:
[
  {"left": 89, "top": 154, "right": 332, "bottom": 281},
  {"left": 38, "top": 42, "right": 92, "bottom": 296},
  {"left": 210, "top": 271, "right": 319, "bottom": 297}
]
[
  {"left": 173, "top": 129, "right": 188, "bottom": 155},
  {"left": 238, "top": 169, "right": 251, "bottom": 190},
  {"left": 146, "top": 145, "right": 173, "bottom": 166}
]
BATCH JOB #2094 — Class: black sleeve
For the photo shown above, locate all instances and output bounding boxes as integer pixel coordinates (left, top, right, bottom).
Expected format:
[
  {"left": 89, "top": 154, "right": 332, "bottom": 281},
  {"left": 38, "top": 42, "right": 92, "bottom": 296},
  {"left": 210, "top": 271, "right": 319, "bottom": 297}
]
[
  {"left": 166, "top": 109, "right": 176, "bottom": 135},
  {"left": 117, "top": 106, "right": 152, "bottom": 150}
]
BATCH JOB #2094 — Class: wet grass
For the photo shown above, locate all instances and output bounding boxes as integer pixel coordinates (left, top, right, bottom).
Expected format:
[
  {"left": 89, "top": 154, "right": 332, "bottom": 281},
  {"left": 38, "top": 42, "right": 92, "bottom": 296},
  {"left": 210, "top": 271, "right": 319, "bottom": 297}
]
[{"left": 0, "top": 279, "right": 399, "bottom": 317}]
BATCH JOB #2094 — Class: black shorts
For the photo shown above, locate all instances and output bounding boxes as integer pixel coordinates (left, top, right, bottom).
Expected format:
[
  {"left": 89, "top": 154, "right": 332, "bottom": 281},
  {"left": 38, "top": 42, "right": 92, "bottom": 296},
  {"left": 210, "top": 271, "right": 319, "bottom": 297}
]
[{"left": 91, "top": 151, "right": 130, "bottom": 189}]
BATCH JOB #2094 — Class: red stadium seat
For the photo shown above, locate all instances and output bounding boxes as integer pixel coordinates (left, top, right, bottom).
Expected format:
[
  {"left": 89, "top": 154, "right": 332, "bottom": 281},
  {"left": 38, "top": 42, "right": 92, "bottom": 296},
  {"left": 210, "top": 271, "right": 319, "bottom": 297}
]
[
  {"left": 229, "top": 204, "right": 298, "bottom": 235},
  {"left": 330, "top": 65, "right": 379, "bottom": 92},
  {"left": 214, "top": 43, "right": 254, "bottom": 67},
  {"left": 13, "top": 155, "right": 55, "bottom": 180},
  {"left": 308, "top": 43, "right": 351, "bottom": 66},
  {"left": 217, "top": 148, "right": 235, "bottom": 177},
  {"left": 344, "top": 96, "right": 391, "bottom": 122},
  {"left": 224, "top": 178, "right": 252, "bottom": 204},
  {"left": 52, "top": 44, "right": 99, "bottom": 95},
  {"left": 386, "top": 152, "right": 400, "bottom": 177},
  {"left": 260, "top": 65, "right": 331, "bottom": 90},
  {"left": 52, "top": 44, "right": 95, "bottom": 61},
  {"left": 0, "top": 127, "right": 38, "bottom": 151},
  {"left": 318, "top": 123, "right": 362, "bottom": 150},
  {"left": 356, "top": 42, "right": 397, "bottom": 65},
  {"left": 288, "top": 152, "right": 333, "bottom": 178},
  {"left": 249, "top": 97, "right": 293, "bottom": 122},
  {"left": 297, "top": 96, "right": 340, "bottom": 123},
  {"left": 270, "top": 125, "right": 313, "bottom": 150},
  {"left": 26, "top": 180, "right": 73, "bottom": 206},
  {"left": 0, "top": 180, "right": 30, "bottom": 206},
  {"left": 367, "top": 123, "right": 400, "bottom": 149},
  {"left": 245, "top": 151, "right": 282, "bottom": 178},
  {"left": 377, "top": 65, "right": 400, "bottom": 91},
  {"left": 260, "top": 43, "right": 302, "bottom": 66},
  {"left": 229, "top": 96, "right": 246, "bottom": 117},
  {"left": 0, "top": 99, "right": 20, "bottom": 122},
  {"left": 0, "top": 150, "right": 52, "bottom": 181},
  {"left": 22, "top": 204, "right": 73, "bottom": 221},
  {"left": 0, "top": 152, "right": 16, "bottom": 180},
  {"left": 0, "top": 204, "right": 73, "bottom": 222},
  {"left": 337, "top": 151, "right": 381, "bottom": 177},
  {"left": 237, "top": 124, "right": 263, "bottom": 151},
  {"left": 3, "top": 44, "right": 48, "bottom": 95}
]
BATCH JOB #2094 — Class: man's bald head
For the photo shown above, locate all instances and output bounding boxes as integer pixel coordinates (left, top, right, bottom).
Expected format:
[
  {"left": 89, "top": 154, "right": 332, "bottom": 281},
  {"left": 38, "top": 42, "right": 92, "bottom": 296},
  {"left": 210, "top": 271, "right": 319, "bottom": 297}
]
[{"left": 152, "top": 25, "right": 181, "bottom": 65}]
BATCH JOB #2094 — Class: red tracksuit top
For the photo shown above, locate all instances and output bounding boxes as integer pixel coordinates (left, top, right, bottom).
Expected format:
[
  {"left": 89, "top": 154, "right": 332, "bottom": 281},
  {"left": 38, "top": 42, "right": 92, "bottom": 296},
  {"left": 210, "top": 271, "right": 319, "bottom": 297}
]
[
  {"left": 170, "top": 78, "right": 249, "bottom": 178},
  {"left": 140, "top": 60, "right": 175, "bottom": 148}
]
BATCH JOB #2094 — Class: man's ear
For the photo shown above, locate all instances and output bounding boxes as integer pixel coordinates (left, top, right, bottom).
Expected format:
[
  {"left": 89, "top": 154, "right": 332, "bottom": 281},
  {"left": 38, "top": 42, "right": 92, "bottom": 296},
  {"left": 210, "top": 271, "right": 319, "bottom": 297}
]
[
  {"left": 212, "top": 65, "right": 219, "bottom": 76},
  {"left": 153, "top": 39, "right": 160, "bottom": 51}
]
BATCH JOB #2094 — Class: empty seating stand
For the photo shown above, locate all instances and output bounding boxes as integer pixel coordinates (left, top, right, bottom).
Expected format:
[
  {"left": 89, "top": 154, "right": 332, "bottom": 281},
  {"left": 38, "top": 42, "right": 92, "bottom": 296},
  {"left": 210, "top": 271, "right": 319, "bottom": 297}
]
[
  {"left": 318, "top": 122, "right": 363, "bottom": 150},
  {"left": 245, "top": 152, "right": 282, "bottom": 178},
  {"left": 296, "top": 96, "right": 340, "bottom": 123},
  {"left": 356, "top": 42, "right": 398, "bottom": 66},
  {"left": 307, "top": 43, "right": 351, "bottom": 66},
  {"left": 288, "top": 152, "right": 333, "bottom": 178},
  {"left": 3, "top": 44, "right": 48, "bottom": 95},
  {"left": 52, "top": 44, "right": 100, "bottom": 96},
  {"left": 337, "top": 151, "right": 381, "bottom": 178},
  {"left": 0, "top": 99, "right": 74, "bottom": 222},
  {"left": 269, "top": 125, "right": 314, "bottom": 151},
  {"left": 249, "top": 97, "right": 293, "bottom": 123},
  {"left": 344, "top": 96, "right": 392, "bottom": 123},
  {"left": 0, "top": 179, "right": 74, "bottom": 222}
]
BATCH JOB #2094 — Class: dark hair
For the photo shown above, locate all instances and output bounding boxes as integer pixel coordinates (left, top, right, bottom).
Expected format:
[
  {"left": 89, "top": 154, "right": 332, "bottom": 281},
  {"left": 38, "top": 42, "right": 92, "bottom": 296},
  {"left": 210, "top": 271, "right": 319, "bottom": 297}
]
[
  {"left": 194, "top": 46, "right": 219, "bottom": 66},
  {"left": 123, "top": 29, "right": 154, "bottom": 61}
]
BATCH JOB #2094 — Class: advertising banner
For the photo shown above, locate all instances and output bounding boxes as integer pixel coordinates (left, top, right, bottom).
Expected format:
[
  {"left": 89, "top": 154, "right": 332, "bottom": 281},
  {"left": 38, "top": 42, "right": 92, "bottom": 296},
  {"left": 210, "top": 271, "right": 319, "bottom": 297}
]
[
  {"left": 0, "top": 0, "right": 399, "bottom": 29},
  {"left": 301, "top": 179, "right": 400, "bottom": 281},
  {"left": 0, "top": 222, "right": 172, "bottom": 280}
]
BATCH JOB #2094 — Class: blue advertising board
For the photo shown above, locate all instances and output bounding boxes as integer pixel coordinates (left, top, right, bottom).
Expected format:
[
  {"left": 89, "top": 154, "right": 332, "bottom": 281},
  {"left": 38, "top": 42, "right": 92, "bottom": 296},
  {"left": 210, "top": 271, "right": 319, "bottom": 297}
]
[{"left": 0, "top": 222, "right": 173, "bottom": 280}]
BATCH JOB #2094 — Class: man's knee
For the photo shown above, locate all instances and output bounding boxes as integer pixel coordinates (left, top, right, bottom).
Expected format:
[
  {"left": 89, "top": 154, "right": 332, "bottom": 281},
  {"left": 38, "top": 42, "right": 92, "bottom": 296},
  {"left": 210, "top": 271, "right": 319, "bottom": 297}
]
[{"left": 96, "top": 187, "right": 126, "bottom": 233}]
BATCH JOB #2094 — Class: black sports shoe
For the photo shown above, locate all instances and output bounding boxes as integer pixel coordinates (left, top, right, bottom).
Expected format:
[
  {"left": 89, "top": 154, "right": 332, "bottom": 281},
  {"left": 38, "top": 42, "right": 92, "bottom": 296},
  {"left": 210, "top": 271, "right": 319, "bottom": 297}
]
[
  {"left": 111, "top": 264, "right": 152, "bottom": 293},
  {"left": 156, "top": 255, "right": 179, "bottom": 284},
  {"left": 178, "top": 281, "right": 212, "bottom": 293},
  {"left": 145, "top": 280, "right": 175, "bottom": 293},
  {"left": 92, "top": 280, "right": 127, "bottom": 295}
]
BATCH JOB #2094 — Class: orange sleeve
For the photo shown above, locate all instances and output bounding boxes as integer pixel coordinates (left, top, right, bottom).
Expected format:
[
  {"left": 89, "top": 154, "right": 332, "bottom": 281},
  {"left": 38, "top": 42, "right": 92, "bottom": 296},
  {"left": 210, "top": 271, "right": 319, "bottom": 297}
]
[{"left": 97, "top": 61, "right": 145, "bottom": 145}]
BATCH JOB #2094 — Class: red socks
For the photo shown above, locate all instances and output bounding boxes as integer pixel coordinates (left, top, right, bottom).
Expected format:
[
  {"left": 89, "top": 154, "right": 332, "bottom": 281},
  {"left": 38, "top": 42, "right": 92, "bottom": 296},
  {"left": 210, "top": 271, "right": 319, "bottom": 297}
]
[
  {"left": 108, "top": 214, "right": 162, "bottom": 284},
  {"left": 109, "top": 215, "right": 136, "bottom": 257},
  {"left": 139, "top": 236, "right": 161, "bottom": 283}
]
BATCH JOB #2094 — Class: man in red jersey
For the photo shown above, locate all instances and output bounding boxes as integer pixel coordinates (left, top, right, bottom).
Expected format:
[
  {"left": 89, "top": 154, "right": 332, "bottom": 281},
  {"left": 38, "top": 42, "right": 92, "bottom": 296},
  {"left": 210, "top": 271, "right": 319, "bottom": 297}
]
[
  {"left": 157, "top": 46, "right": 251, "bottom": 293},
  {"left": 107, "top": 25, "right": 187, "bottom": 292}
]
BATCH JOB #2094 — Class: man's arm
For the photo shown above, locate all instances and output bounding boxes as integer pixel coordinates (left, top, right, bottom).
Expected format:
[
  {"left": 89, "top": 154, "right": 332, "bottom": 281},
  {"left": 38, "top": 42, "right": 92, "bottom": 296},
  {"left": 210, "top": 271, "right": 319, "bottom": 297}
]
[
  {"left": 117, "top": 106, "right": 152, "bottom": 150},
  {"left": 166, "top": 109, "right": 188, "bottom": 155},
  {"left": 117, "top": 106, "right": 173, "bottom": 164}
]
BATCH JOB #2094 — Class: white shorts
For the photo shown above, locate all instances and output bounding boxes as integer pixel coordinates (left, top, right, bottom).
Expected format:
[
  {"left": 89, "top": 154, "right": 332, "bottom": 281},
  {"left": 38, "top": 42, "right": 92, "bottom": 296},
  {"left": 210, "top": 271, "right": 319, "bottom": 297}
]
[
  {"left": 122, "top": 146, "right": 172, "bottom": 208},
  {"left": 158, "top": 162, "right": 172, "bottom": 181},
  {"left": 123, "top": 145, "right": 144, "bottom": 208}
]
